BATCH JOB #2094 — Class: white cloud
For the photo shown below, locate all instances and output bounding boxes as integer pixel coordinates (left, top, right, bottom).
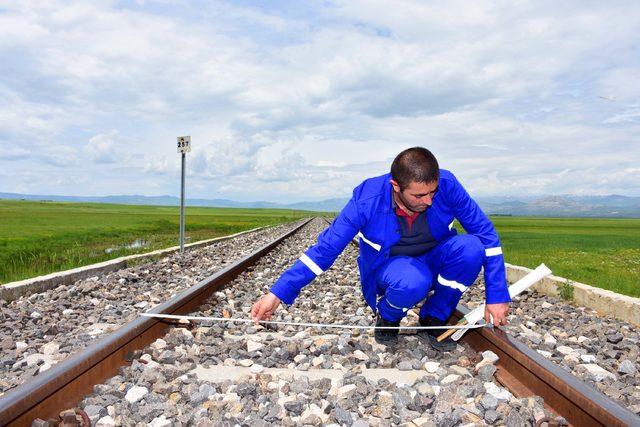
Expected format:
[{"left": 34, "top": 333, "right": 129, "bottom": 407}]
[
  {"left": 0, "top": 1, "right": 638, "bottom": 200},
  {"left": 86, "top": 130, "right": 119, "bottom": 164},
  {"left": 603, "top": 106, "right": 640, "bottom": 124},
  {"left": 0, "top": 146, "right": 30, "bottom": 160},
  {"left": 143, "top": 154, "right": 174, "bottom": 175},
  {"left": 38, "top": 145, "right": 78, "bottom": 168}
]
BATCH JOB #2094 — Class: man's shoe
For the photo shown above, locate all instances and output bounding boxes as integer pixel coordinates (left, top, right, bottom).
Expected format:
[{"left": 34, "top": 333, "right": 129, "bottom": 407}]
[
  {"left": 417, "top": 316, "right": 457, "bottom": 352},
  {"left": 374, "top": 314, "right": 400, "bottom": 345}
]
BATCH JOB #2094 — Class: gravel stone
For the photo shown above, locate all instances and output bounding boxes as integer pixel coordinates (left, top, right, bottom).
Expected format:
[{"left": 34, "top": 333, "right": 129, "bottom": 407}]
[
  {"left": 334, "top": 405, "right": 353, "bottom": 425},
  {"left": 477, "top": 363, "right": 497, "bottom": 382},
  {"left": 0, "top": 337, "right": 14, "bottom": 351},
  {"left": 353, "top": 350, "right": 369, "bottom": 361},
  {"left": 284, "top": 400, "right": 304, "bottom": 416},
  {"left": 148, "top": 415, "right": 172, "bottom": 427},
  {"left": 484, "top": 409, "right": 500, "bottom": 424},
  {"left": 440, "top": 374, "right": 460, "bottom": 385},
  {"left": 95, "top": 415, "right": 116, "bottom": 427},
  {"left": 556, "top": 345, "right": 576, "bottom": 356},
  {"left": 124, "top": 386, "right": 148, "bottom": 403},
  {"left": 423, "top": 361, "right": 440, "bottom": 373},
  {"left": 484, "top": 382, "right": 512, "bottom": 400},
  {"left": 481, "top": 350, "right": 499, "bottom": 364},
  {"left": 413, "top": 417, "right": 437, "bottom": 427},
  {"left": 505, "top": 409, "right": 527, "bottom": 426},
  {"left": 337, "top": 384, "right": 357, "bottom": 398},
  {"left": 537, "top": 350, "right": 552, "bottom": 358},
  {"left": 397, "top": 361, "right": 413, "bottom": 371},
  {"left": 618, "top": 359, "right": 636, "bottom": 375},
  {"left": 371, "top": 391, "right": 394, "bottom": 419},
  {"left": 247, "top": 340, "right": 264, "bottom": 352},
  {"left": 607, "top": 333, "right": 623, "bottom": 344},
  {"left": 576, "top": 364, "right": 617, "bottom": 382},
  {"left": 250, "top": 363, "right": 264, "bottom": 374},
  {"left": 83, "top": 404, "right": 105, "bottom": 423},
  {"left": 481, "top": 393, "right": 498, "bottom": 410},
  {"left": 42, "top": 341, "right": 60, "bottom": 356}
]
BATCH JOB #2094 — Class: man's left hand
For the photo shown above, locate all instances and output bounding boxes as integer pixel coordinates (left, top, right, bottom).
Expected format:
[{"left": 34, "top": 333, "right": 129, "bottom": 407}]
[{"left": 485, "top": 302, "right": 510, "bottom": 327}]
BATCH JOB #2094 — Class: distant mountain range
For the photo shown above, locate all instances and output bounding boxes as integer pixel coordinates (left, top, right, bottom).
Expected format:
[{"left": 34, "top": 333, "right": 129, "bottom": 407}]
[
  {"left": 476, "top": 195, "right": 640, "bottom": 218},
  {"left": 0, "top": 192, "right": 349, "bottom": 212},
  {"left": 1, "top": 192, "right": 639, "bottom": 218}
]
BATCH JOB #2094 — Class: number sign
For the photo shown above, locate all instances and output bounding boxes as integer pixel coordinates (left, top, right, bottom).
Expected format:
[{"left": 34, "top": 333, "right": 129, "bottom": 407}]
[{"left": 177, "top": 136, "right": 191, "bottom": 153}]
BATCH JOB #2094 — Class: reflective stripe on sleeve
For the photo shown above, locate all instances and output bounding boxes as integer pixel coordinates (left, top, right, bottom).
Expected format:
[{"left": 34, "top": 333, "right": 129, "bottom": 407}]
[
  {"left": 485, "top": 247, "right": 503, "bottom": 257},
  {"left": 299, "top": 254, "right": 324, "bottom": 276},
  {"left": 437, "top": 274, "right": 467, "bottom": 292},
  {"left": 357, "top": 232, "right": 382, "bottom": 251}
]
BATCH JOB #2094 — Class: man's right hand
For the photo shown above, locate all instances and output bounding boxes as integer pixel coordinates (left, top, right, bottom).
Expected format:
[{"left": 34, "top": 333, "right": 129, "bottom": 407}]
[{"left": 251, "top": 292, "right": 281, "bottom": 323}]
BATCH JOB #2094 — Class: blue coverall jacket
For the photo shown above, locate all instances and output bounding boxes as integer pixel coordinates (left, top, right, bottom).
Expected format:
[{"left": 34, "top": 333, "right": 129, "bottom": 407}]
[{"left": 270, "top": 170, "right": 511, "bottom": 312}]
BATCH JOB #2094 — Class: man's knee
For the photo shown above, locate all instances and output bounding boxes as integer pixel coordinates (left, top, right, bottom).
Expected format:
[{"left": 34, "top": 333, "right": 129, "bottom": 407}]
[
  {"left": 397, "top": 275, "right": 431, "bottom": 296},
  {"left": 380, "top": 257, "right": 432, "bottom": 297},
  {"left": 453, "top": 234, "right": 485, "bottom": 268}
]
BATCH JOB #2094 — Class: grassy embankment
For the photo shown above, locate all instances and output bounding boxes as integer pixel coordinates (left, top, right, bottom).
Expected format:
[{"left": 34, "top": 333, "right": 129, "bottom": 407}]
[
  {"left": 0, "top": 199, "right": 321, "bottom": 285},
  {"left": 490, "top": 216, "right": 640, "bottom": 298}
]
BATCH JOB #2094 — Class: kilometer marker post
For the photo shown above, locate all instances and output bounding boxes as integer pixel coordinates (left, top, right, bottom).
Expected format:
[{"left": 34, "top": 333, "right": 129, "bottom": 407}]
[{"left": 177, "top": 136, "right": 191, "bottom": 253}]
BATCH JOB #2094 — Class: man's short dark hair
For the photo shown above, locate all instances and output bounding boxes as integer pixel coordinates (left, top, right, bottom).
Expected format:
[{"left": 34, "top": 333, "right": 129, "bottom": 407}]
[{"left": 390, "top": 147, "right": 440, "bottom": 190}]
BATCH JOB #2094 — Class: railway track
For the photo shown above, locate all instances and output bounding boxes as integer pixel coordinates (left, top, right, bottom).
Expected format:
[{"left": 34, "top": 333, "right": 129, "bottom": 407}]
[{"left": 0, "top": 217, "right": 637, "bottom": 426}]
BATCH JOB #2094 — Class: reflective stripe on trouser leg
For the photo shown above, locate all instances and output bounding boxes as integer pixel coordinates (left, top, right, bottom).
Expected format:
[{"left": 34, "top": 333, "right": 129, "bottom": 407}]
[
  {"left": 419, "top": 275, "right": 469, "bottom": 321},
  {"left": 420, "top": 234, "right": 485, "bottom": 321},
  {"left": 375, "top": 255, "right": 433, "bottom": 322},
  {"left": 377, "top": 297, "right": 410, "bottom": 323}
]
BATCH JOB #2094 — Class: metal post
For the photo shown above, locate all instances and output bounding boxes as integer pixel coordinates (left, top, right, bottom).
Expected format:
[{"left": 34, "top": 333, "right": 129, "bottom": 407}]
[{"left": 180, "top": 152, "right": 186, "bottom": 253}]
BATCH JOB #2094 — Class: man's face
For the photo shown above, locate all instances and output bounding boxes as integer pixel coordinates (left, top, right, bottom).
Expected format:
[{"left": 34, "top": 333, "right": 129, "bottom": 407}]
[{"left": 391, "top": 180, "right": 439, "bottom": 213}]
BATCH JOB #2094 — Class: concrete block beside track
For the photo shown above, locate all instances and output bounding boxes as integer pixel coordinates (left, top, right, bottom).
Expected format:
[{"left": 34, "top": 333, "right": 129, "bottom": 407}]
[
  {"left": 506, "top": 263, "right": 640, "bottom": 326},
  {"left": 0, "top": 226, "right": 266, "bottom": 303}
]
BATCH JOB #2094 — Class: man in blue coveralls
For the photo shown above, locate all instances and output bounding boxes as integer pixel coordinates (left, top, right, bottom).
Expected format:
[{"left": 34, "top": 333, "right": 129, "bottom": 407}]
[{"left": 252, "top": 147, "right": 510, "bottom": 350}]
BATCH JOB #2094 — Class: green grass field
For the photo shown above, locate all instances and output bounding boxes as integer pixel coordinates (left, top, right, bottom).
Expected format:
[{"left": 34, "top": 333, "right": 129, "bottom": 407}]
[
  {"left": 489, "top": 216, "right": 640, "bottom": 298},
  {"left": 0, "top": 200, "right": 319, "bottom": 285},
  {"left": 1, "top": 200, "right": 638, "bottom": 298}
]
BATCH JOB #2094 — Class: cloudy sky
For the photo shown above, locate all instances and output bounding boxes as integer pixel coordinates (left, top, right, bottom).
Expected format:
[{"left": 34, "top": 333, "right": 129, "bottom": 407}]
[{"left": 1, "top": 1, "right": 639, "bottom": 202}]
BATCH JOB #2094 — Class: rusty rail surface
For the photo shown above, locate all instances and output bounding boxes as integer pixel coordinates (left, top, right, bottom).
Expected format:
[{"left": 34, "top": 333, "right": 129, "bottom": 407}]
[
  {"left": 455, "top": 303, "right": 638, "bottom": 426},
  {"left": 0, "top": 218, "right": 312, "bottom": 426}
]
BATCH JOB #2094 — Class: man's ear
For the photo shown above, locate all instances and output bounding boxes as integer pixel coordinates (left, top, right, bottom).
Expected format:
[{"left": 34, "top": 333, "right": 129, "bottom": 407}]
[{"left": 390, "top": 179, "right": 401, "bottom": 192}]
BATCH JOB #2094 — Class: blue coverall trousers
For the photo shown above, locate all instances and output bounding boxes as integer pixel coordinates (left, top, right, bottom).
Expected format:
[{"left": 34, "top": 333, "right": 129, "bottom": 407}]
[{"left": 375, "top": 234, "right": 485, "bottom": 322}]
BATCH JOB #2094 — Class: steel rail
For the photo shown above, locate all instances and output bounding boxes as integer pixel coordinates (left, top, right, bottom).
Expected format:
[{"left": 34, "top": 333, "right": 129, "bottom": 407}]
[{"left": 0, "top": 218, "right": 312, "bottom": 426}]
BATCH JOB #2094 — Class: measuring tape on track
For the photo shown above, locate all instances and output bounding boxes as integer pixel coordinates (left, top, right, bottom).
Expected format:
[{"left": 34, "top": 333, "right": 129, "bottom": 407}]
[{"left": 140, "top": 312, "right": 487, "bottom": 331}]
